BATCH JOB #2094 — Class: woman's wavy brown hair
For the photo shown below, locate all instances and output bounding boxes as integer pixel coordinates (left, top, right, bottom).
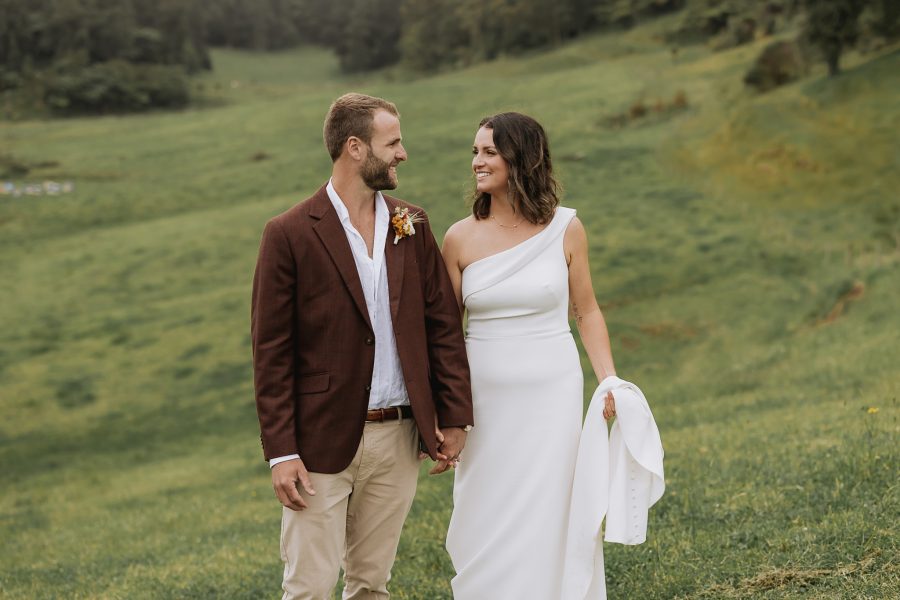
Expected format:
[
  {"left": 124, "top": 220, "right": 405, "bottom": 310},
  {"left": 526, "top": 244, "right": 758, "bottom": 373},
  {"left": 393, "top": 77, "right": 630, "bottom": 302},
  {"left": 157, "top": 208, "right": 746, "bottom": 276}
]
[{"left": 471, "top": 112, "right": 560, "bottom": 225}]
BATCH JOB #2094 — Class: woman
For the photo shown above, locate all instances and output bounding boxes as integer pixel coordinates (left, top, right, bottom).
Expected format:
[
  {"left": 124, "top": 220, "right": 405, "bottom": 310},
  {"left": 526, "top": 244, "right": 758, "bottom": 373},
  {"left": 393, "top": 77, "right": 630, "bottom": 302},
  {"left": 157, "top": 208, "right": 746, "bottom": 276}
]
[{"left": 442, "top": 112, "right": 618, "bottom": 599}]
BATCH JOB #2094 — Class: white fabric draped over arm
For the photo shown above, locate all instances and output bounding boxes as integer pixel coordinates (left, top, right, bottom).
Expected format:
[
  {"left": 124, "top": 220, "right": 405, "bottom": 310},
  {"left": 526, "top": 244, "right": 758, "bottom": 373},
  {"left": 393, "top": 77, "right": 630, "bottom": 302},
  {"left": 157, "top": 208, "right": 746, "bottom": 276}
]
[{"left": 562, "top": 376, "right": 665, "bottom": 600}]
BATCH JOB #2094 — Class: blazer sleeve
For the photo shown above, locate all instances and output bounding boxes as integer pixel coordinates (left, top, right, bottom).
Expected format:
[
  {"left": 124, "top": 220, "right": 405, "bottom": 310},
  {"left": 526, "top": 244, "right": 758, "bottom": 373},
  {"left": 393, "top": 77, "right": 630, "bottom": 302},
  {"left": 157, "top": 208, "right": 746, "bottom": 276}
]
[
  {"left": 419, "top": 215, "right": 474, "bottom": 428},
  {"left": 251, "top": 218, "right": 299, "bottom": 460}
]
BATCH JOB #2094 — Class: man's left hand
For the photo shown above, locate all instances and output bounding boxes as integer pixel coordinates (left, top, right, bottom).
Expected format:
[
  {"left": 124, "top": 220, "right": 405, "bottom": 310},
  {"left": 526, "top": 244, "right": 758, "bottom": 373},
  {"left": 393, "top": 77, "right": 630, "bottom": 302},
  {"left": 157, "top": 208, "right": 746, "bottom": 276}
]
[{"left": 429, "top": 427, "right": 467, "bottom": 475}]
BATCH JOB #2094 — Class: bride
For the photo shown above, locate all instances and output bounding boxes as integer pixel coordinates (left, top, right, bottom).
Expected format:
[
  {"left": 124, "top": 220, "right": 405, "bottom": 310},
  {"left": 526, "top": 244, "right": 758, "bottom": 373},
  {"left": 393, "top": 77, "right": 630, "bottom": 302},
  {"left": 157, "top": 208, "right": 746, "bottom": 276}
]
[{"left": 441, "top": 112, "right": 620, "bottom": 599}]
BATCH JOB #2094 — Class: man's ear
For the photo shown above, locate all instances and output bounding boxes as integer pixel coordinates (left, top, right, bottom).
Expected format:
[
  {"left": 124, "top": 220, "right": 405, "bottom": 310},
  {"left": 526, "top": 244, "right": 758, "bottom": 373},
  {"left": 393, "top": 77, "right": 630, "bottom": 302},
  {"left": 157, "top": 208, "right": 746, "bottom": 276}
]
[{"left": 346, "top": 136, "right": 365, "bottom": 161}]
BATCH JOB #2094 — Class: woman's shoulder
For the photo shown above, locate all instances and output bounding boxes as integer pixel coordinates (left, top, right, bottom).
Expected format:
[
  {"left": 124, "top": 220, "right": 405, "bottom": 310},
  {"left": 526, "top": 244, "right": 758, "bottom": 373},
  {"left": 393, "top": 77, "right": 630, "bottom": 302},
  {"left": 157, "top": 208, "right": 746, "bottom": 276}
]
[
  {"left": 563, "top": 211, "right": 587, "bottom": 247},
  {"left": 444, "top": 215, "right": 479, "bottom": 244},
  {"left": 554, "top": 205, "right": 581, "bottom": 231}
]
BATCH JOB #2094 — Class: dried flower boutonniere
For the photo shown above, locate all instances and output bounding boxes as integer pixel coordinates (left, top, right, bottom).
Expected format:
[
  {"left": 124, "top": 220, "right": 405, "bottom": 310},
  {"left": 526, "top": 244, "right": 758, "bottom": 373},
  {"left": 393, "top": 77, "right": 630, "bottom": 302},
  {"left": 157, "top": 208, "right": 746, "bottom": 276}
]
[{"left": 391, "top": 206, "right": 424, "bottom": 245}]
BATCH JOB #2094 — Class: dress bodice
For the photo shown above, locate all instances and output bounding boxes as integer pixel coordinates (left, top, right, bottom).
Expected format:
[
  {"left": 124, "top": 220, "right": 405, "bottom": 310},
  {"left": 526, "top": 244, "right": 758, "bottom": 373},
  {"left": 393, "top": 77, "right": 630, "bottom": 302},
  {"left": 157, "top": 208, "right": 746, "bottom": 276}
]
[{"left": 462, "top": 207, "right": 577, "bottom": 340}]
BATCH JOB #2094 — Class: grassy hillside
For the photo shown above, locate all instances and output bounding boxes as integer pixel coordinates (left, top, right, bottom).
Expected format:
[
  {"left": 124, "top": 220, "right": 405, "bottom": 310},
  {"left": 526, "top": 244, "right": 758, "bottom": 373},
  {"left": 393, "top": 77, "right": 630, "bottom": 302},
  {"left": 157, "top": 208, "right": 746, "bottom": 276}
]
[{"left": 1, "top": 19, "right": 898, "bottom": 599}]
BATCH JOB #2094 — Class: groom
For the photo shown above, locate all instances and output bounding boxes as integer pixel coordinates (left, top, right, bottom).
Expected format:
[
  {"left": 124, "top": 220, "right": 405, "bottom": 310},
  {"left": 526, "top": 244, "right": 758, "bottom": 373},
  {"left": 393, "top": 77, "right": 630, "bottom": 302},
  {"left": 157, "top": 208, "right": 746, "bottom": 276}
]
[{"left": 251, "top": 92, "right": 473, "bottom": 599}]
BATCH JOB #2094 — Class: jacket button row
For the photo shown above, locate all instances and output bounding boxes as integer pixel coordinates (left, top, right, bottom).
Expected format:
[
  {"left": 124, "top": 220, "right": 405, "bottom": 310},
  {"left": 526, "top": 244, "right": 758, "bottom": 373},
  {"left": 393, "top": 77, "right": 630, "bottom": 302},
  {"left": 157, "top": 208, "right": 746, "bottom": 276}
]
[{"left": 365, "top": 384, "right": 372, "bottom": 392}]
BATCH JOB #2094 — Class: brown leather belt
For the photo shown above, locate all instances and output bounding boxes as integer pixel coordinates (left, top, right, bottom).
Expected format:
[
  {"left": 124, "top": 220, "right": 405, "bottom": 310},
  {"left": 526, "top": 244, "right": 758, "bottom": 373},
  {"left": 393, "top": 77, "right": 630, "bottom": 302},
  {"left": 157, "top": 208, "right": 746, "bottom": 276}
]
[{"left": 365, "top": 405, "right": 413, "bottom": 422}]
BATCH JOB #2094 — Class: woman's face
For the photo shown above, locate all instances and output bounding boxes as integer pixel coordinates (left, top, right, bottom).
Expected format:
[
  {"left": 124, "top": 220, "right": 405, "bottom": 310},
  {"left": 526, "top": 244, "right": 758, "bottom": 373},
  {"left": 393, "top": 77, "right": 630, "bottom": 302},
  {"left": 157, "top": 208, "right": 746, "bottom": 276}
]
[{"left": 472, "top": 126, "right": 509, "bottom": 198}]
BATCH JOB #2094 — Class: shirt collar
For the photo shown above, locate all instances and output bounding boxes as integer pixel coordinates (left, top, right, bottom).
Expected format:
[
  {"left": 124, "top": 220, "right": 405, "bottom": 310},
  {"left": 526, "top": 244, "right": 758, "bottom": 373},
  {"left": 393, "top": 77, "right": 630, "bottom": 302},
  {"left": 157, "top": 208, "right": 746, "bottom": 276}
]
[{"left": 326, "top": 179, "right": 388, "bottom": 226}]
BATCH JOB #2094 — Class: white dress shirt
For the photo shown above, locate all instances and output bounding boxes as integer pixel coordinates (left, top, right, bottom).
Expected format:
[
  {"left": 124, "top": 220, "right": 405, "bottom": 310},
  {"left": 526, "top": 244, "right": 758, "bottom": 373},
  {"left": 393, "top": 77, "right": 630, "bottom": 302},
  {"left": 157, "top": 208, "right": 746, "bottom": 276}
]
[{"left": 270, "top": 180, "right": 410, "bottom": 468}]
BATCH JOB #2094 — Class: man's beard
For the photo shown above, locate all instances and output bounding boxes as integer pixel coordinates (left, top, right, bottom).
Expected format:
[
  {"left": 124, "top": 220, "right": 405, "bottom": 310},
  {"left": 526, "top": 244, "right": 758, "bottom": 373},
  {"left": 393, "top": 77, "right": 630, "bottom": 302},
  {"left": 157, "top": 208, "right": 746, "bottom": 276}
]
[{"left": 361, "top": 149, "right": 397, "bottom": 191}]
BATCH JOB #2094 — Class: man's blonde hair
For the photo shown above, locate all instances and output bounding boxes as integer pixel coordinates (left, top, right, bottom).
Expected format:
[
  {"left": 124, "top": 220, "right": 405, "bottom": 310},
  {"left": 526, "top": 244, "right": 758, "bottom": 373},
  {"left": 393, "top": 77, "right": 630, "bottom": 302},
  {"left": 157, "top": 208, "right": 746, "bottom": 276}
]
[{"left": 323, "top": 93, "right": 399, "bottom": 161}]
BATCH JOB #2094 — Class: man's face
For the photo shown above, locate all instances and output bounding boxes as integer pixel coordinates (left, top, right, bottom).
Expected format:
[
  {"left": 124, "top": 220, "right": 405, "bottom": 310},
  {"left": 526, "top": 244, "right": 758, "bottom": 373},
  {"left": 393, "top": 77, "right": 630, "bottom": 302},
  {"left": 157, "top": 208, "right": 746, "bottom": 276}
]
[{"left": 360, "top": 110, "right": 407, "bottom": 191}]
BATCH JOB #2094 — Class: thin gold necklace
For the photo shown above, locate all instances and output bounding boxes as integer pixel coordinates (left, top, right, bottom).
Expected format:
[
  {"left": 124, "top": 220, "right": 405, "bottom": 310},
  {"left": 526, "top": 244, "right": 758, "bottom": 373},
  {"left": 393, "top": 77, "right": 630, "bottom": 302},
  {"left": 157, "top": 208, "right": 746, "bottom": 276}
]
[{"left": 490, "top": 214, "right": 524, "bottom": 229}]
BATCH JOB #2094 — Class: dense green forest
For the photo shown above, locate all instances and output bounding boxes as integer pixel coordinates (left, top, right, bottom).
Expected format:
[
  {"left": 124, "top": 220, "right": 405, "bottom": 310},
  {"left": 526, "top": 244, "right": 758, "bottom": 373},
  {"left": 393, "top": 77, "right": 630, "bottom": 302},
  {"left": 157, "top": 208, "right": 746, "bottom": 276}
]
[
  {"left": 0, "top": 0, "right": 209, "bottom": 110},
  {"left": 1, "top": 0, "right": 897, "bottom": 113}
]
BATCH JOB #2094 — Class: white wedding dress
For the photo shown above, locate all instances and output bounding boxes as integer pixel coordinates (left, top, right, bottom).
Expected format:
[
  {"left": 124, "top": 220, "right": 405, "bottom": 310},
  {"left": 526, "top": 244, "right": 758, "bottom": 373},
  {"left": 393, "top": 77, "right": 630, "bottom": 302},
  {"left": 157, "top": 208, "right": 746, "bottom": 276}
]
[{"left": 446, "top": 206, "right": 591, "bottom": 599}]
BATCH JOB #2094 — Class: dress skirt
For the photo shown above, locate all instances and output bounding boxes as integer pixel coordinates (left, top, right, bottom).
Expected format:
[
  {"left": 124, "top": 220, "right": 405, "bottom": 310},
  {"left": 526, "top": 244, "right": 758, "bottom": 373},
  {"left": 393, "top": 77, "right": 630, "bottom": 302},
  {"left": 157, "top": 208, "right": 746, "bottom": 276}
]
[{"left": 447, "top": 331, "right": 584, "bottom": 599}]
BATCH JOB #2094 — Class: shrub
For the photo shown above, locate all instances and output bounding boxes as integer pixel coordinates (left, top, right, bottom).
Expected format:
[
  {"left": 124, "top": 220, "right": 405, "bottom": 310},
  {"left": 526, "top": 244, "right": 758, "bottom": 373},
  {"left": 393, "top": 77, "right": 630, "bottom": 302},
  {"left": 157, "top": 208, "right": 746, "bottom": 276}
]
[
  {"left": 711, "top": 16, "right": 759, "bottom": 50},
  {"left": 667, "top": 1, "right": 792, "bottom": 45},
  {"left": 43, "top": 60, "right": 189, "bottom": 113},
  {"left": 0, "top": 153, "right": 31, "bottom": 178},
  {"left": 629, "top": 100, "right": 648, "bottom": 119},
  {"left": 0, "top": 68, "right": 23, "bottom": 92},
  {"left": 744, "top": 40, "right": 808, "bottom": 92},
  {"left": 601, "top": 91, "right": 689, "bottom": 129},
  {"left": 671, "top": 90, "right": 689, "bottom": 110}
]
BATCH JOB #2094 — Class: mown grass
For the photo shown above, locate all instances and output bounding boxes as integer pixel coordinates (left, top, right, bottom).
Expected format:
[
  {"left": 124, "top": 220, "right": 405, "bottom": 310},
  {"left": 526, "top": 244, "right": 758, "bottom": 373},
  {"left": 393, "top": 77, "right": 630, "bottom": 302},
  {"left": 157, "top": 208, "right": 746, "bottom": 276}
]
[{"left": 1, "top": 26, "right": 898, "bottom": 599}]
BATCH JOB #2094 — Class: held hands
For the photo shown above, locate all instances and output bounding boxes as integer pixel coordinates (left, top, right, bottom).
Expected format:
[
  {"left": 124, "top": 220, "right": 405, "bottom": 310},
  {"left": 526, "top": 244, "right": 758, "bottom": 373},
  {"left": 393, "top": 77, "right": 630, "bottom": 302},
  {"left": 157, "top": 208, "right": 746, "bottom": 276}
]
[
  {"left": 430, "top": 427, "right": 467, "bottom": 475},
  {"left": 418, "top": 415, "right": 468, "bottom": 475},
  {"left": 602, "top": 390, "right": 617, "bottom": 420},
  {"left": 271, "top": 458, "right": 316, "bottom": 511}
]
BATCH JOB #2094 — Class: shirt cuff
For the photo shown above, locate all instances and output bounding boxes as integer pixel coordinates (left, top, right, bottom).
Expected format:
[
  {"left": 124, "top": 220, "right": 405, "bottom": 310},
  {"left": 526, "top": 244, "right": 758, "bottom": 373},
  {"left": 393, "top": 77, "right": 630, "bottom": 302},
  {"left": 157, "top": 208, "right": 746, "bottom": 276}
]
[{"left": 269, "top": 454, "right": 300, "bottom": 468}]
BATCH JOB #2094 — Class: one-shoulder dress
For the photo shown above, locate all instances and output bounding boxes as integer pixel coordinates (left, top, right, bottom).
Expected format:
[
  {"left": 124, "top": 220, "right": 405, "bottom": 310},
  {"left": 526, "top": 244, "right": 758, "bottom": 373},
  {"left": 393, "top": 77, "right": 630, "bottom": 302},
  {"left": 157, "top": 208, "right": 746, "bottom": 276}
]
[{"left": 446, "top": 207, "right": 607, "bottom": 599}]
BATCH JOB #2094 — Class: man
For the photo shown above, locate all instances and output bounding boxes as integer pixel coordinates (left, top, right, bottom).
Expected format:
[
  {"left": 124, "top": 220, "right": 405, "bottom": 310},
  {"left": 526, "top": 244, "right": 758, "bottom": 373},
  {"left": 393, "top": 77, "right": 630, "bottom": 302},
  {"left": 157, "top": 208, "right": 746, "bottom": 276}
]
[{"left": 251, "top": 92, "right": 473, "bottom": 599}]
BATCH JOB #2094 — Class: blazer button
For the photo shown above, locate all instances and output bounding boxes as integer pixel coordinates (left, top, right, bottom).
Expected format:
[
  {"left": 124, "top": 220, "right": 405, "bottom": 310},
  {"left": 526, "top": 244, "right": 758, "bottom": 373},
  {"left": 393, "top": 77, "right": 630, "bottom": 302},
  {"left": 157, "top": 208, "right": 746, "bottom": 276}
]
[
  {"left": 365, "top": 384, "right": 372, "bottom": 392},
  {"left": 365, "top": 337, "right": 374, "bottom": 345}
]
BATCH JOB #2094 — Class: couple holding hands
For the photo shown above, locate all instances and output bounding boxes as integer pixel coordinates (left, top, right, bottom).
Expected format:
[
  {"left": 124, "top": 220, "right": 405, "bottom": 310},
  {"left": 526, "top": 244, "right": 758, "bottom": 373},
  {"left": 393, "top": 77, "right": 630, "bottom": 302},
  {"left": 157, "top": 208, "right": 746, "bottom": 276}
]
[{"left": 251, "top": 93, "right": 664, "bottom": 600}]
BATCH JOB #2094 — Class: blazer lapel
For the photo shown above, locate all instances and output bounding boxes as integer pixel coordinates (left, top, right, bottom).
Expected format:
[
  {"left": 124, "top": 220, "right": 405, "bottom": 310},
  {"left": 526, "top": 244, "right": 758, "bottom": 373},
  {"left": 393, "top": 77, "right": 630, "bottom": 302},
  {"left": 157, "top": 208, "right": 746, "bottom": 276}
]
[
  {"left": 382, "top": 195, "right": 405, "bottom": 322},
  {"left": 310, "top": 187, "right": 373, "bottom": 332}
]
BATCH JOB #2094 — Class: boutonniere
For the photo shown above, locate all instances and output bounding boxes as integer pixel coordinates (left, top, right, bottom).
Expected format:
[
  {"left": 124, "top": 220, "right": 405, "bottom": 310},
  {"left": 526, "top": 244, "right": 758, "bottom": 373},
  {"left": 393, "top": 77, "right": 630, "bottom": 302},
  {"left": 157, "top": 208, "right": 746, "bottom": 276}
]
[{"left": 391, "top": 206, "right": 424, "bottom": 245}]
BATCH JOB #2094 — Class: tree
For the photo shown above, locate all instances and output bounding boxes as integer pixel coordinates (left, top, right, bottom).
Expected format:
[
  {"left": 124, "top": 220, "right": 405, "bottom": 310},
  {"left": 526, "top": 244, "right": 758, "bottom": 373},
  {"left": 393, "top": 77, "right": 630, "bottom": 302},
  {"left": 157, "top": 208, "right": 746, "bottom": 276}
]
[
  {"left": 869, "top": 0, "right": 900, "bottom": 39},
  {"left": 336, "top": 0, "right": 401, "bottom": 72},
  {"left": 290, "top": 0, "right": 344, "bottom": 47},
  {"left": 0, "top": 0, "right": 210, "bottom": 112},
  {"left": 804, "top": 0, "right": 868, "bottom": 76},
  {"left": 399, "top": 0, "right": 467, "bottom": 71}
]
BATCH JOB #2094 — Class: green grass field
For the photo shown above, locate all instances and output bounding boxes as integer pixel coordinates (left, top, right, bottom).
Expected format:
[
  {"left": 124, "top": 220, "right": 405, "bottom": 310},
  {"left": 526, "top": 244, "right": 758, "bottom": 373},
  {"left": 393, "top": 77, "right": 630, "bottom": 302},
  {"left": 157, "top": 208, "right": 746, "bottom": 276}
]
[{"left": 1, "top": 18, "right": 898, "bottom": 599}]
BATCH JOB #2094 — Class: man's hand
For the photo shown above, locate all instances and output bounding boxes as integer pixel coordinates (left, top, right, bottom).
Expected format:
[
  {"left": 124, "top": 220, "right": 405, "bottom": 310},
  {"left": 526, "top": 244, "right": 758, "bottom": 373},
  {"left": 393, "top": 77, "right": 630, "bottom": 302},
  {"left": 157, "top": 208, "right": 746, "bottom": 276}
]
[
  {"left": 271, "top": 458, "right": 316, "bottom": 511},
  {"left": 418, "top": 421, "right": 447, "bottom": 461},
  {"left": 430, "top": 427, "right": 467, "bottom": 475}
]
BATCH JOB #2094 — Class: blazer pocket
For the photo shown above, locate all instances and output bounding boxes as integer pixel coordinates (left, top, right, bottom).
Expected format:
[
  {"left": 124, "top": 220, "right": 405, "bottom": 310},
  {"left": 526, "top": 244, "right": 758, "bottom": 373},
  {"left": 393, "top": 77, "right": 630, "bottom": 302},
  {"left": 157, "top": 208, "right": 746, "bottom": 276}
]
[{"left": 296, "top": 372, "right": 330, "bottom": 394}]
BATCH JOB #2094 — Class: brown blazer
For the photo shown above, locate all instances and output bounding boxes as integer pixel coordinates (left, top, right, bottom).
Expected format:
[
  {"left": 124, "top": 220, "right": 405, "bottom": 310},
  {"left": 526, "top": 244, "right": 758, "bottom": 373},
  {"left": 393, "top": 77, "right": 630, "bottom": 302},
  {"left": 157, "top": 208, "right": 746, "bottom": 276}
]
[{"left": 251, "top": 184, "right": 473, "bottom": 473}]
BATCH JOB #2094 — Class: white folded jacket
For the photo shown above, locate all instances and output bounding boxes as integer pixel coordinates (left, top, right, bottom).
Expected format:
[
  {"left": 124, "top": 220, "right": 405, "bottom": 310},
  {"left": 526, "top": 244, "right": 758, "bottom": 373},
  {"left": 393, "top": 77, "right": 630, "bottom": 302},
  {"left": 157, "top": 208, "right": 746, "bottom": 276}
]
[{"left": 562, "top": 376, "right": 665, "bottom": 600}]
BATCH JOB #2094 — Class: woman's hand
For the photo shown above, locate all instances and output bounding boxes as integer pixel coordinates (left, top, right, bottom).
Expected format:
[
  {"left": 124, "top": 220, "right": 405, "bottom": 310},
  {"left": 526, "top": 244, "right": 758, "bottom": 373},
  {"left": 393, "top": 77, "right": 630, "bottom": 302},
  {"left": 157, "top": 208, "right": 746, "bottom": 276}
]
[{"left": 602, "top": 390, "right": 616, "bottom": 420}]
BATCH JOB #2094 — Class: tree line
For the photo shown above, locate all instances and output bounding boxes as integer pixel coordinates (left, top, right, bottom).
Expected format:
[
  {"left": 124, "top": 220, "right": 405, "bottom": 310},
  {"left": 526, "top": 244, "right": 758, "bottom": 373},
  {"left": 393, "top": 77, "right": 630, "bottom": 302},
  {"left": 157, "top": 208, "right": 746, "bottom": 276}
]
[
  {"left": 1, "top": 0, "right": 896, "bottom": 113},
  {"left": 1, "top": 0, "right": 209, "bottom": 111},
  {"left": 201, "top": 0, "right": 687, "bottom": 72}
]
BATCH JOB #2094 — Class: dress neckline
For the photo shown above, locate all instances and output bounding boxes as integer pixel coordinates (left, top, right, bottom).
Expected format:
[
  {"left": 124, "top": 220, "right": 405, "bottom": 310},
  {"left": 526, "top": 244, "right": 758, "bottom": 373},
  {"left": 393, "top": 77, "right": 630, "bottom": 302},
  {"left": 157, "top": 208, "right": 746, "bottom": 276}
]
[{"left": 462, "top": 209, "right": 565, "bottom": 275}]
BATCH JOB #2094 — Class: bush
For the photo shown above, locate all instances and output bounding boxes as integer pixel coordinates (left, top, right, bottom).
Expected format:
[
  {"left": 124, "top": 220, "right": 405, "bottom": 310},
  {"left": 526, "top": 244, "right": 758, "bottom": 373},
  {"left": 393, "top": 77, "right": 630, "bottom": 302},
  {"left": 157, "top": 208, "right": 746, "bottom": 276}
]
[
  {"left": 0, "top": 153, "right": 31, "bottom": 178},
  {"left": 668, "top": 0, "right": 792, "bottom": 45},
  {"left": 671, "top": 90, "right": 689, "bottom": 110},
  {"left": 0, "top": 68, "right": 23, "bottom": 92},
  {"left": 602, "top": 91, "right": 690, "bottom": 128},
  {"left": 710, "top": 17, "right": 758, "bottom": 50},
  {"left": 629, "top": 100, "right": 648, "bottom": 119},
  {"left": 43, "top": 60, "right": 189, "bottom": 113},
  {"left": 744, "top": 39, "right": 808, "bottom": 92}
]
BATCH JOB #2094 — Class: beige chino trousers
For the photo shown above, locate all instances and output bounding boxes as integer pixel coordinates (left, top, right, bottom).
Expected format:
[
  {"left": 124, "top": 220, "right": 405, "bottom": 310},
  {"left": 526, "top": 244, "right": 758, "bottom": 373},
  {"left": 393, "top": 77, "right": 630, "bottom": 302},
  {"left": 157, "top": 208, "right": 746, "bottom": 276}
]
[{"left": 281, "top": 419, "right": 420, "bottom": 600}]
